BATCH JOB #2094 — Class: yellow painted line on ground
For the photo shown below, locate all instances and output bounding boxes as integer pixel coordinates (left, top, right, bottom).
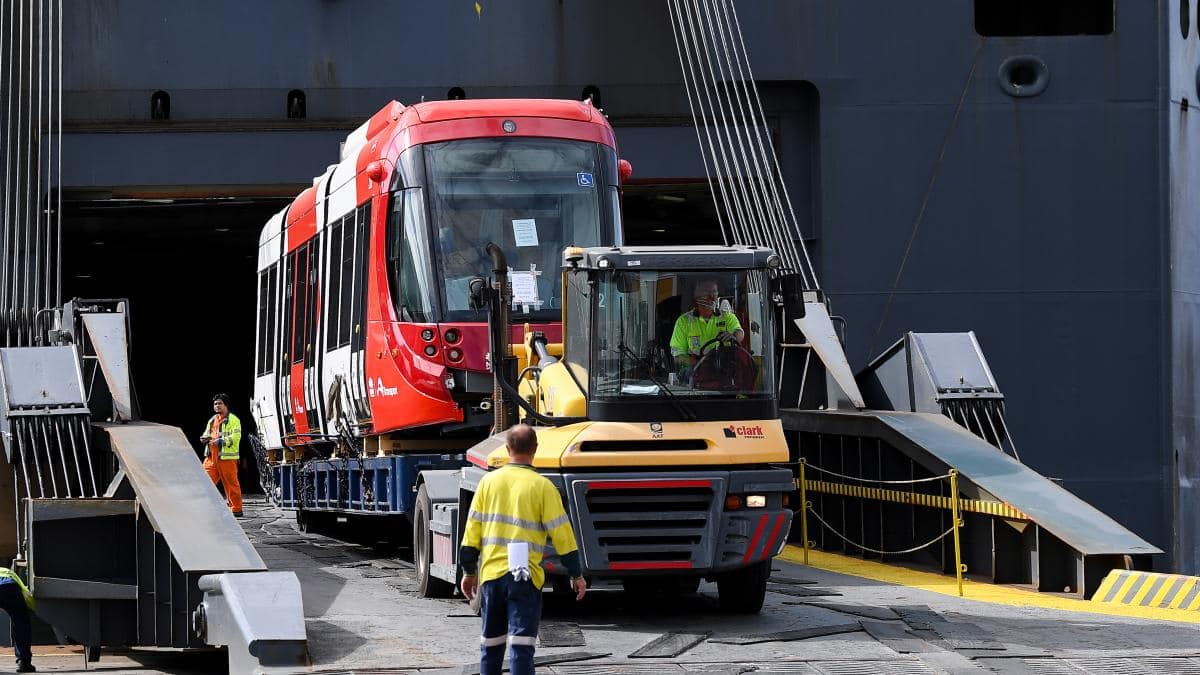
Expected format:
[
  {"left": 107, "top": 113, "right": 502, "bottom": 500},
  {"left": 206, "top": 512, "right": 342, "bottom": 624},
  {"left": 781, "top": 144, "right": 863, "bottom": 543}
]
[{"left": 778, "top": 545, "right": 1200, "bottom": 624}]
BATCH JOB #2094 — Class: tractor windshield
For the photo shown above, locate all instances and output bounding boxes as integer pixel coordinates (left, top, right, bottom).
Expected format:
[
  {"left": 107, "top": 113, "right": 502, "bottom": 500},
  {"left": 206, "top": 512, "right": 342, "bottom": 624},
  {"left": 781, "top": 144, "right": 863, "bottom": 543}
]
[{"left": 590, "top": 269, "right": 774, "bottom": 401}]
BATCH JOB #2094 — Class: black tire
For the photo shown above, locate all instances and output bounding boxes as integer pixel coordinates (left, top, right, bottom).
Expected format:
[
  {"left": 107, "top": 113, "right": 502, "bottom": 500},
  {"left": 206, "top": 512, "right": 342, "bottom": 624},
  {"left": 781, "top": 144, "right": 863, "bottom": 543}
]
[
  {"left": 414, "top": 484, "right": 455, "bottom": 598},
  {"left": 717, "top": 560, "right": 770, "bottom": 614}
]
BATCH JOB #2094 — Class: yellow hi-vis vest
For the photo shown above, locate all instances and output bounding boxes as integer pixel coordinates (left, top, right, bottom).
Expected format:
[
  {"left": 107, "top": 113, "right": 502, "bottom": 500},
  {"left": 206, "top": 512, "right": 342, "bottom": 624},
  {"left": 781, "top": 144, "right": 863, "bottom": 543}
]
[
  {"left": 669, "top": 309, "right": 743, "bottom": 357},
  {"left": 0, "top": 568, "right": 34, "bottom": 610},
  {"left": 461, "top": 463, "right": 579, "bottom": 589},
  {"left": 203, "top": 413, "right": 242, "bottom": 460}
]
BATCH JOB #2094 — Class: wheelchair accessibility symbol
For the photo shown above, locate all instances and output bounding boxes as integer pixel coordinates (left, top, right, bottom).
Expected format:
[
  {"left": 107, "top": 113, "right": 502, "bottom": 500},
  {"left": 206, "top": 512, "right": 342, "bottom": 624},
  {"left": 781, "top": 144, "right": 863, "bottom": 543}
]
[{"left": 577, "top": 172, "right": 594, "bottom": 188}]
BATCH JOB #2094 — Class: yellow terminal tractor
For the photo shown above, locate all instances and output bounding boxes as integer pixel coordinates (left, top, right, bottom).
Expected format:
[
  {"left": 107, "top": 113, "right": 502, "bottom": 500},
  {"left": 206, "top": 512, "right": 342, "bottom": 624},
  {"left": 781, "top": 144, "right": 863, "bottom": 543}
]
[{"left": 413, "top": 244, "right": 794, "bottom": 613}]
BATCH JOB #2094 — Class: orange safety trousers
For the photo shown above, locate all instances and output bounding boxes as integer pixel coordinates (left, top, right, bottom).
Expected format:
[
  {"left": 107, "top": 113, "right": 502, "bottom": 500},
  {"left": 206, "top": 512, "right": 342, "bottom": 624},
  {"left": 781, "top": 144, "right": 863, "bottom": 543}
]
[{"left": 204, "top": 455, "right": 242, "bottom": 513}]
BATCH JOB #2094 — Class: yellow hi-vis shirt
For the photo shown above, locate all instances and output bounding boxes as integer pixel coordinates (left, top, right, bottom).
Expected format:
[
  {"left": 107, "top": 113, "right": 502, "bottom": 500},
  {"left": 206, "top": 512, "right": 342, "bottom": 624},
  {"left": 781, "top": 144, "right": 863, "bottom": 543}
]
[
  {"left": 670, "top": 309, "right": 742, "bottom": 357},
  {"left": 0, "top": 568, "right": 34, "bottom": 610},
  {"left": 461, "top": 463, "right": 578, "bottom": 589}
]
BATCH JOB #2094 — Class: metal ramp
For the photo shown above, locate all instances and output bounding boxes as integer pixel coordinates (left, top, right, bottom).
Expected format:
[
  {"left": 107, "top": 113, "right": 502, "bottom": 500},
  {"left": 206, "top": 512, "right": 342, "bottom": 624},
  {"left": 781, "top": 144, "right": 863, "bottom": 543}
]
[
  {"left": 0, "top": 301, "right": 308, "bottom": 672},
  {"left": 780, "top": 332, "right": 1160, "bottom": 599}
]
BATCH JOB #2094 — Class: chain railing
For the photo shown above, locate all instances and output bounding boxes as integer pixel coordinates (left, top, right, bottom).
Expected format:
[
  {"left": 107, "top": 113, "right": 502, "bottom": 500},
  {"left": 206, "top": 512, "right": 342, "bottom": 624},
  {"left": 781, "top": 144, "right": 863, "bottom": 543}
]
[{"left": 797, "top": 458, "right": 966, "bottom": 596}]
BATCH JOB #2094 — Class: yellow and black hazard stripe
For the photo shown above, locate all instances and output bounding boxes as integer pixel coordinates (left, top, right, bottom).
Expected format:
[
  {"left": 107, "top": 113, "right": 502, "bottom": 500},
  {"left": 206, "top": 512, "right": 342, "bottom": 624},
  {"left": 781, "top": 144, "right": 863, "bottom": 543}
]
[
  {"left": 1093, "top": 570, "right": 1200, "bottom": 610},
  {"left": 795, "top": 478, "right": 1031, "bottom": 521}
]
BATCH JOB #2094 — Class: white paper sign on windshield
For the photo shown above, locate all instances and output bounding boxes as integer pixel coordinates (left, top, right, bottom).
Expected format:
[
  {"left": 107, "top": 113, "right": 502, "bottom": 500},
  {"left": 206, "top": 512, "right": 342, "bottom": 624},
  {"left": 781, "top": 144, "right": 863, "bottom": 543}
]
[
  {"left": 512, "top": 218, "right": 539, "bottom": 247},
  {"left": 510, "top": 271, "right": 540, "bottom": 304}
]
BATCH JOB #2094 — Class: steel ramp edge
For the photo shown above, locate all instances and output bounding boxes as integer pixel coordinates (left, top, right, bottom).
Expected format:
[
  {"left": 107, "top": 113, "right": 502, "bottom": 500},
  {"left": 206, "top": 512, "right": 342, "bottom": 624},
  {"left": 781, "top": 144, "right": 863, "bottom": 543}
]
[
  {"left": 197, "top": 572, "right": 309, "bottom": 673},
  {"left": 102, "top": 422, "right": 265, "bottom": 571},
  {"left": 781, "top": 409, "right": 1160, "bottom": 596},
  {"left": 103, "top": 422, "right": 308, "bottom": 667},
  {"left": 782, "top": 410, "right": 1160, "bottom": 556}
]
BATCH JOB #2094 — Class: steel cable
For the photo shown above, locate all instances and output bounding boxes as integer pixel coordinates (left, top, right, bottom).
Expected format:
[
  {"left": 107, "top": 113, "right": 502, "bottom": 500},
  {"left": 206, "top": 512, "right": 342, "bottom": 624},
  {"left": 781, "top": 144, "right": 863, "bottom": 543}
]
[
  {"left": 724, "top": 0, "right": 819, "bottom": 283},
  {"left": 0, "top": 0, "right": 59, "bottom": 345},
  {"left": 868, "top": 40, "right": 984, "bottom": 358},
  {"left": 672, "top": 0, "right": 753, "bottom": 246},
  {"left": 686, "top": 0, "right": 760, "bottom": 249},
  {"left": 1, "top": 0, "right": 11, "bottom": 332},
  {"left": 696, "top": 0, "right": 784, "bottom": 273},
  {"left": 802, "top": 459, "right": 952, "bottom": 485},
  {"left": 806, "top": 506, "right": 957, "bottom": 556},
  {"left": 667, "top": 0, "right": 729, "bottom": 245},
  {"left": 667, "top": 0, "right": 822, "bottom": 286}
]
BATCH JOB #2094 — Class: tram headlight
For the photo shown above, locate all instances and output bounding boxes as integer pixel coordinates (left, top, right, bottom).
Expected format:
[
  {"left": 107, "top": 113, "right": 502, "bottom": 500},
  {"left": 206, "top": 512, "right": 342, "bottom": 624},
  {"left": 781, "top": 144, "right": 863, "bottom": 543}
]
[
  {"left": 423, "top": 345, "right": 437, "bottom": 357},
  {"left": 447, "top": 347, "right": 463, "bottom": 362},
  {"left": 444, "top": 328, "right": 461, "bottom": 344},
  {"left": 420, "top": 328, "right": 435, "bottom": 342}
]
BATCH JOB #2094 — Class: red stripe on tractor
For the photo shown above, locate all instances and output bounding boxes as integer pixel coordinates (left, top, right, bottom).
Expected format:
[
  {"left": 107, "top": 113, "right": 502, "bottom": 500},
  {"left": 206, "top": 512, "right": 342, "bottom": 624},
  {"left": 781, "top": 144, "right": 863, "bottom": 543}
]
[
  {"left": 586, "top": 479, "right": 712, "bottom": 490},
  {"left": 760, "top": 514, "right": 787, "bottom": 561},
  {"left": 607, "top": 561, "right": 693, "bottom": 570},
  {"left": 466, "top": 454, "right": 489, "bottom": 469},
  {"left": 742, "top": 514, "right": 769, "bottom": 564}
]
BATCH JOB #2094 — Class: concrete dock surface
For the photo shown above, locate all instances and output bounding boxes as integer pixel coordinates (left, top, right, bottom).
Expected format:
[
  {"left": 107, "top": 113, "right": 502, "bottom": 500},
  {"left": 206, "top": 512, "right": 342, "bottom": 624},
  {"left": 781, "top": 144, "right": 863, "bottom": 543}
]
[{"left": 9, "top": 496, "right": 1199, "bottom": 674}]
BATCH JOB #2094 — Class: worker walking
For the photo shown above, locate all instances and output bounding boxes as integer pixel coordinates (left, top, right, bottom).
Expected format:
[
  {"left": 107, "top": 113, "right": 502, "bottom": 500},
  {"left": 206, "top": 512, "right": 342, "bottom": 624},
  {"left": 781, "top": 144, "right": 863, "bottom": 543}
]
[
  {"left": 201, "top": 393, "right": 243, "bottom": 517},
  {"left": 460, "top": 424, "right": 587, "bottom": 675},
  {"left": 0, "top": 567, "right": 35, "bottom": 672}
]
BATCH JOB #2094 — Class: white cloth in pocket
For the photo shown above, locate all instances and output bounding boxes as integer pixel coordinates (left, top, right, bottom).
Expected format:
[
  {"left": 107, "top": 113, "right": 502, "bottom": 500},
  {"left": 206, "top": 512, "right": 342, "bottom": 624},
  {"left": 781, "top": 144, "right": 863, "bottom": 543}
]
[{"left": 508, "top": 542, "right": 531, "bottom": 582}]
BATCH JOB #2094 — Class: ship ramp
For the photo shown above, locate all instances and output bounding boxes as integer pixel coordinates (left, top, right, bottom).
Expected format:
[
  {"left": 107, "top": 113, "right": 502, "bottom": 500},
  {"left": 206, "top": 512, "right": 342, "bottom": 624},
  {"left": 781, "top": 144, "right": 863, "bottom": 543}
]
[{"left": 781, "top": 332, "right": 1159, "bottom": 598}]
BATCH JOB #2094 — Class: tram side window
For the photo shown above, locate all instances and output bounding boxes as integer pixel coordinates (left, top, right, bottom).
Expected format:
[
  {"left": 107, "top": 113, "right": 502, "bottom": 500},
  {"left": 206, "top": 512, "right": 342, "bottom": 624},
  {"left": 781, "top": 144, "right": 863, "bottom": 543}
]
[
  {"left": 256, "top": 265, "right": 278, "bottom": 376},
  {"left": 266, "top": 265, "right": 277, "bottom": 371},
  {"left": 325, "top": 219, "right": 343, "bottom": 348},
  {"left": 291, "top": 245, "right": 308, "bottom": 365},
  {"left": 256, "top": 271, "right": 269, "bottom": 375},
  {"left": 352, "top": 204, "right": 371, "bottom": 348},
  {"left": 283, "top": 249, "right": 297, "bottom": 365},
  {"left": 337, "top": 214, "right": 355, "bottom": 347},
  {"left": 304, "top": 243, "right": 319, "bottom": 364}
]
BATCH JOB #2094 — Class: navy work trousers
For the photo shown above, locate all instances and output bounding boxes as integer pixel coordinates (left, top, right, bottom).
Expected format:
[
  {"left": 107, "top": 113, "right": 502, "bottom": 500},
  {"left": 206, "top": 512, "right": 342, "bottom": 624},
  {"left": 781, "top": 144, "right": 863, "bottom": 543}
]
[
  {"left": 0, "top": 580, "right": 31, "bottom": 667},
  {"left": 479, "top": 573, "right": 542, "bottom": 675}
]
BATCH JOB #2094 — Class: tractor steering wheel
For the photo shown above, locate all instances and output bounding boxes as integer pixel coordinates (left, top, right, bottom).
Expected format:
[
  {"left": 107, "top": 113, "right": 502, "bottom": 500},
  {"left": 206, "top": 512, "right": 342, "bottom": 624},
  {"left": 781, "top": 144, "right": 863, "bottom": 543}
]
[{"left": 689, "top": 334, "right": 754, "bottom": 391}]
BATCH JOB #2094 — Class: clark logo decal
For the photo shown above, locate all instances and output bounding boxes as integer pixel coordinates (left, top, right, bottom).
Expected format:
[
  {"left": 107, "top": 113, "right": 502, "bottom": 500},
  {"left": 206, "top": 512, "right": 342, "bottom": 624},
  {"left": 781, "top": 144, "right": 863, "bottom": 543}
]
[
  {"left": 724, "top": 424, "right": 765, "bottom": 439},
  {"left": 650, "top": 422, "right": 664, "bottom": 439}
]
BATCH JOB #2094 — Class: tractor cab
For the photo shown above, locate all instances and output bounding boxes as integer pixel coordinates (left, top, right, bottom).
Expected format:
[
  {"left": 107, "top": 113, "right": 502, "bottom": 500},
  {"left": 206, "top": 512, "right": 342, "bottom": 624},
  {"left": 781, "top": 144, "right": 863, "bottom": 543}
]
[{"left": 537, "top": 245, "right": 781, "bottom": 423}]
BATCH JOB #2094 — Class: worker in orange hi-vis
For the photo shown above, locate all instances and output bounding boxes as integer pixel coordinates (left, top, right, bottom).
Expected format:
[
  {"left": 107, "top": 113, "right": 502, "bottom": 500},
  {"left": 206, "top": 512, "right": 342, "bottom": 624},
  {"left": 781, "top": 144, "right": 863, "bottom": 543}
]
[{"left": 200, "top": 393, "right": 243, "bottom": 517}]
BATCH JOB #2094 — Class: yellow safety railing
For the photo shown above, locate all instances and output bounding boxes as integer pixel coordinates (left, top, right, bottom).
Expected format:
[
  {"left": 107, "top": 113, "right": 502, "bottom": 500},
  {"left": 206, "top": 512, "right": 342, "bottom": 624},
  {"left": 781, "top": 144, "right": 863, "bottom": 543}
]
[{"left": 797, "top": 458, "right": 968, "bottom": 596}]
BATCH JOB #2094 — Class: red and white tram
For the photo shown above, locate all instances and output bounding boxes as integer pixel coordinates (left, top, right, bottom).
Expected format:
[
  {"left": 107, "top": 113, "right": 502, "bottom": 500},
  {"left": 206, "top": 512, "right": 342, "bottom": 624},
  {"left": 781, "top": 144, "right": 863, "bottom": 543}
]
[{"left": 252, "top": 99, "right": 625, "bottom": 513}]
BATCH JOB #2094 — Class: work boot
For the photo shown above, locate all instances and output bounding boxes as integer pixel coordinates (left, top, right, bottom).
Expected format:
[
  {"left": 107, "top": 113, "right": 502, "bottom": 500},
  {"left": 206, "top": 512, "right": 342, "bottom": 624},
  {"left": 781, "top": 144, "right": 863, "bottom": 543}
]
[
  {"left": 232, "top": 511, "right": 244, "bottom": 518},
  {"left": 16, "top": 661, "right": 35, "bottom": 672}
]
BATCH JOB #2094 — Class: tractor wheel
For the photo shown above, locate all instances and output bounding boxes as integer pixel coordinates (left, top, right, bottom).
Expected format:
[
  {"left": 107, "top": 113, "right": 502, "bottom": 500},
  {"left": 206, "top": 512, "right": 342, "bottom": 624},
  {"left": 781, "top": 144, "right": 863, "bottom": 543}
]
[
  {"left": 717, "top": 560, "right": 769, "bottom": 613},
  {"left": 414, "top": 484, "right": 455, "bottom": 598}
]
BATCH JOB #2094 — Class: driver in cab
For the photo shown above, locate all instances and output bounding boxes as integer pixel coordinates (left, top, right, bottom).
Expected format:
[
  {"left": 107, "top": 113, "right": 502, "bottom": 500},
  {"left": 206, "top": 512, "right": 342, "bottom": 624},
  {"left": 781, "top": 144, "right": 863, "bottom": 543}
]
[{"left": 669, "top": 279, "right": 744, "bottom": 381}]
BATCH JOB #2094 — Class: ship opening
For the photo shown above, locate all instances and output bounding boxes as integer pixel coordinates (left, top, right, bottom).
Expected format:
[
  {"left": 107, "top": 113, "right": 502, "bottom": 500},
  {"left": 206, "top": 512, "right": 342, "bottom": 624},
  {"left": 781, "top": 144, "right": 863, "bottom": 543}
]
[{"left": 62, "top": 194, "right": 289, "bottom": 491}]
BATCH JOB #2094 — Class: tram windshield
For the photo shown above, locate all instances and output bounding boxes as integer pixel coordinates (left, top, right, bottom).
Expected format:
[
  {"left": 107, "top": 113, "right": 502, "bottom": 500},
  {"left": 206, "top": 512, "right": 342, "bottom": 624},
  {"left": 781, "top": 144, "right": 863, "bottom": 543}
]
[{"left": 427, "top": 137, "right": 618, "bottom": 321}]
